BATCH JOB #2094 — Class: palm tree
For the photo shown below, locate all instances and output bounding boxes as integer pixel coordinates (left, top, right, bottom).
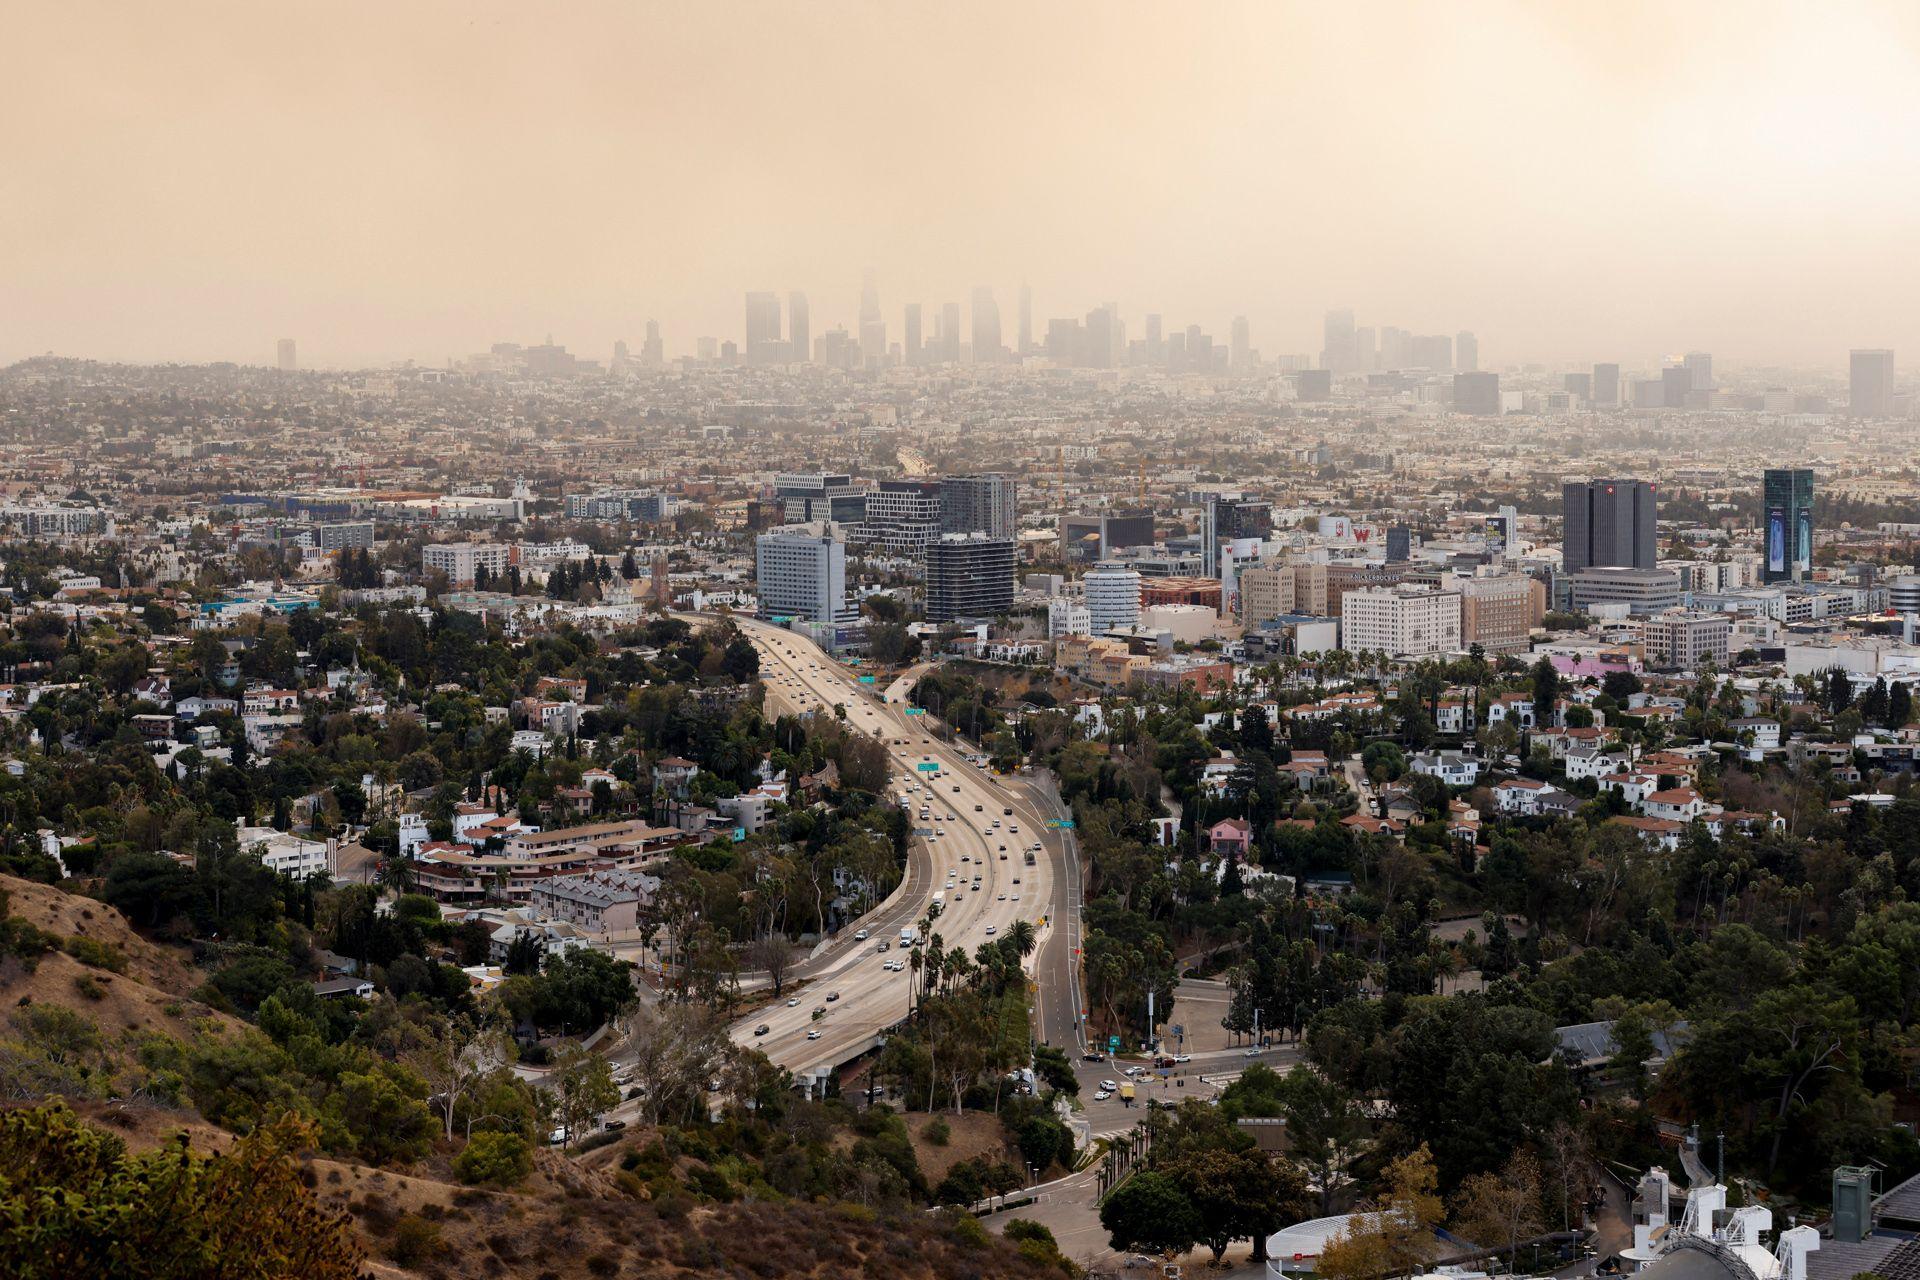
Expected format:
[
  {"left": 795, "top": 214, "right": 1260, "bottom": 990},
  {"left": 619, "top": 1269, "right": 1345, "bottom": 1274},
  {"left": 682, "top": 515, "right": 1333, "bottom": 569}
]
[{"left": 1008, "top": 918, "right": 1038, "bottom": 958}]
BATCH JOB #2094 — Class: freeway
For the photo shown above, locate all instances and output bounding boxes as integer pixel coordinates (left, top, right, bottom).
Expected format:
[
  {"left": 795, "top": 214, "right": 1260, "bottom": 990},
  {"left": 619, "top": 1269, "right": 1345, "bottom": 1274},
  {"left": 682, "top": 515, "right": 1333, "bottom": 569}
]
[{"left": 706, "top": 614, "right": 1084, "bottom": 1076}]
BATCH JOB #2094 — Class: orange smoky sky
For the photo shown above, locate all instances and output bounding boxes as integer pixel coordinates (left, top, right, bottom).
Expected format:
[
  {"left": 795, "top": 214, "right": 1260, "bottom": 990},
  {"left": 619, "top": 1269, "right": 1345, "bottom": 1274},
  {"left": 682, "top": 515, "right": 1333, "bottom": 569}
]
[{"left": 4, "top": 0, "right": 1920, "bottom": 370}]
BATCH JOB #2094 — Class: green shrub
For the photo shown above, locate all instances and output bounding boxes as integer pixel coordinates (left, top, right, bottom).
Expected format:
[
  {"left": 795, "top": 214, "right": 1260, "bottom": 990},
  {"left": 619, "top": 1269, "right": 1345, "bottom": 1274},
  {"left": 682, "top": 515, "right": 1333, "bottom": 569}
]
[
  {"left": 388, "top": 1214, "right": 442, "bottom": 1266},
  {"left": 924, "top": 1117, "right": 951, "bottom": 1146},
  {"left": 62, "top": 935, "right": 127, "bottom": 973},
  {"left": 451, "top": 1131, "right": 532, "bottom": 1187}
]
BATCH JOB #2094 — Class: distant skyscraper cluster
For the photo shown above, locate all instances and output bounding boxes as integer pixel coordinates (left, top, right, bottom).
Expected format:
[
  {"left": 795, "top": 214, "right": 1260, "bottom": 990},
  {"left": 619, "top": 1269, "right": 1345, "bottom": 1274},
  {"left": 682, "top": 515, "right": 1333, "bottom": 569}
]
[{"left": 1320, "top": 309, "right": 1477, "bottom": 376}]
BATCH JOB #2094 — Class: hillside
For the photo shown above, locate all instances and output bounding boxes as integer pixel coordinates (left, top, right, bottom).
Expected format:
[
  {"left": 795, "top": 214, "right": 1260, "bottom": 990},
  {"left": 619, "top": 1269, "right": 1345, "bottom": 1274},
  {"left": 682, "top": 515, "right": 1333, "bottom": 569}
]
[{"left": 0, "top": 879, "right": 1064, "bottom": 1280}]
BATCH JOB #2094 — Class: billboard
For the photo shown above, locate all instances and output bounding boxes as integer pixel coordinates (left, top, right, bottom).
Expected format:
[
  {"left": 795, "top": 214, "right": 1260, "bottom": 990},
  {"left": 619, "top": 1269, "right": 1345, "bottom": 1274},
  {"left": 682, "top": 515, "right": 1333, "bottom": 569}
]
[
  {"left": 1485, "top": 514, "right": 1507, "bottom": 556},
  {"left": 1767, "top": 506, "right": 1788, "bottom": 576}
]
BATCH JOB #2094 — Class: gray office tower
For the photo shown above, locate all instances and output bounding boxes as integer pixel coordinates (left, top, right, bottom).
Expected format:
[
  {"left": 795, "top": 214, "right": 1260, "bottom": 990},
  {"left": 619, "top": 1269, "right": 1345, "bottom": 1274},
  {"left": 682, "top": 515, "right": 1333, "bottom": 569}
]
[
  {"left": 1386, "top": 525, "right": 1412, "bottom": 561},
  {"left": 1563, "top": 480, "right": 1657, "bottom": 572},
  {"left": 1593, "top": 363, "right": 1621, "bottom": 407},
  {"left": 788, "top": 292, "right": 810, "bottom": 364},
  {"left": 1851, "top": 349, "right": 1895, "bottom": 417},
  {"left": 940, "top": 474, "right": 1018, "bottom": 540},
  {"left": 924, "top": 534, "right": 1015, "bottom": 623},
  {"left": 1453, "top": 371, "right": 1501, "bottom": 415}
]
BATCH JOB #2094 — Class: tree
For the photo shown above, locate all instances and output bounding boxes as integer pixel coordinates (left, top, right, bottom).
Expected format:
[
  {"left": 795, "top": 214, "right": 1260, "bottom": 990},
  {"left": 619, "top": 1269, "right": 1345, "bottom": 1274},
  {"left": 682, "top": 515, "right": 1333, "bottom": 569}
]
[
  {"left": 1178, "top": 1147, "right": 1311, "bottom": 1266},
  {"left": 1271, "top": 1065, "right": 1368, "bottom": 1213},
  {"left": 1100, "top": 1169, "right": 1203, "bottom": 1258},
  {"left": 0, "top": 1102, "right": 362, "bottom": 1279},
  {"left": 407, "top": 1015, "right": 512, "bottom": 1142},
  {"left": 1318, "top": 1145, "right": 1443, "bottom": 1280},
  {"left": 322, "top": 1066, "right": 436, "bottom": 1166},
  {"left": 451, "top": 1130, "right": 533, "bottom": 1187},
  {"left": 747, "top": 935, "right": 797, "bottom": 997},
  {"left": 1452, "top": 1150, "right": 1544, "bottom": 1275},
  {"left": 1531, "top": 658, "right": 1561, "bottom": 726},
  {"left": 1890, "top": 680, "right": 1913, "bottom": 729},
  {"left": 547, "top": 1042, "right": 620, "bottom": 1147}
]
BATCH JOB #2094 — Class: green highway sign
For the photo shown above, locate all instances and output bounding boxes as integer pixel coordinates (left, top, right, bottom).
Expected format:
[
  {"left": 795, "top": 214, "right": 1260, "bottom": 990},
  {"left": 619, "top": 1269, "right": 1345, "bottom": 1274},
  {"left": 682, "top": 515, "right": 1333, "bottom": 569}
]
[{"left": 917, "top": 762, "right": 940, "bottom": 772}]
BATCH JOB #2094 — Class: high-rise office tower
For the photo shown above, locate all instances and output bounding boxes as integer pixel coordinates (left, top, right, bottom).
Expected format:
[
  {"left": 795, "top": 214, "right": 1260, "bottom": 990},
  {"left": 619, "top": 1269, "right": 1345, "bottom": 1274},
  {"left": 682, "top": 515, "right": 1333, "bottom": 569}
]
[
  {"left": 940, "top": 302, "right": 961, "bottom": 362},
  {"left": 1145, "top": 314, "right": 1164, "bottom": 365},
  {"left": 1353, "top": 326, "right": 1376, "bottom": 373},
  {"left": 1085, "top": 306, "right": 1116, "bottom": 369},
  {"left": 1454, "top": 371, "right": 1501, "bottom": 415},
  {"left": 641, "top": 319, "right": 664, "bottom": 367},
  {"left": 859, "top": 272, "right": 886, "bottom": 368},
  {"left": 1565, "top": 371, "right": 1592, "bottom": 400},
  {"left": 1017, "top": 284, "right": 1032, "bottom": 356},
  {"left": 1230, "top": 316, "right": 1250, "bottom": 371},
  {"left": 1762, "top": 468, "right": 1815, "bottom": 584},
  {"left": 1380, "top": 326, "right": 1411, "bottom": 371},
  {"left": 1456, "top": 331, "right": 1479, "bottom": 373},
  {"left": 1563, "top": 479, "right": 1657, "bottom": 572},
  {"left": 924, "top": 535, "right": 1016, "bottom": 623},
  {"left": 1661, "top": 364, "right": 1692, "bottom": 409},
  {"left": 1593, "top": 363, "right": 1621, "bottom": 407},
  {"left": 1685, "top": 351, "right": 1712, "bottom": 391},
  {"left": 940, "top": 474, "right": 1017, "bottom": 540},
  {"left": 744, "top": 291, "right": 782, "bottom": 365},
  {"left": 1386, "top": 525, "right": 1412, "bottom": 562},
  {"left": 903, "top": 303, "right": 922, "bottom": 366},
  {"left": 1321, "top": 309, "right": 1355, "bottom": 373},
  {"left": 1851, "top": 349, "right": 1895, "bottom": 417},
  {"left": 788, "top": 292, "right": 810, "bottom": 365},
  {"left": 276, "top": 338, "right": 297, "bottom": 371},
  {"left": 971, "top": 286, "right": 1001, "bottom": 363}
]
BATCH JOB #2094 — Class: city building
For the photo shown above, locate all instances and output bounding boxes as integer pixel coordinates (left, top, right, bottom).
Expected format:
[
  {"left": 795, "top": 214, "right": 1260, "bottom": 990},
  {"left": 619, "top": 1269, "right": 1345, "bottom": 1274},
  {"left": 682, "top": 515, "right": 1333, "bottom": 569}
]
[
  {"left": 1851, "top": 348, "right": 1895, "bottom": 417},
  {"left": 1593, "top": 362, "right": 1621, "bottom": 407},
  {"left": 1239, "top": 561, "right": 1329, "bottom": 627},
  {"left": 858, "top": 481, "right": 942, "bottom": 558},
  {"left": 1458, "top": 574, "right": 1546, "bottom": 654},
  {"left": 1564, "top": 479, "right": 1657, "bottom": 572},
  {"left": 1566, "top": 566, "right": 1685, "bottom": 615},
  {"left": 1340, "top": 586, "right": 1462, "bottom": 658},
  {"left": 1085, "top": 561, "right": 1142, "bottom": 634},
  {"left": 923, "top": 533, "right": 1015, "bottom": 623},
  {"left": 422, "top": 541, "right": 512, "bottom": 586},
  {"left": 276, "top": 338, "right": 297, "bottom": 371},
  {"left": 1642, "top": 610, "right": 1733, "bottom": 671},
  {"left": 744, "top": 291, "right": 783, "bottom": 365},
  {"left": 1762, "top": 468, "right": 1814, "bottom": 584},
  {"left": 755, "top": 525, "right": 852, "bottom": 623},
  {"left": 940, "top": 474, "right": 1018, "bottom": 540},
  {"left": 787, "top": 292, "right": 810, "bottom": 365},
  {"left": 1060, "top": 510, "right": 1155, "bottom": 563},
  {"left": 1453, "top": 371, "right": 1501, "bottom": 415}
]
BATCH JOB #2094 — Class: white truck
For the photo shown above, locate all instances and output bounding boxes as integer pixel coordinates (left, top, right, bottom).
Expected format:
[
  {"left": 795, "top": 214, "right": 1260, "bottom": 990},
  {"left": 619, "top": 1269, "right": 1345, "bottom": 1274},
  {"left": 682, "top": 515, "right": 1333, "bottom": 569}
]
[{"left": 898, "top": 926, "right": 919, "bottom": 946}]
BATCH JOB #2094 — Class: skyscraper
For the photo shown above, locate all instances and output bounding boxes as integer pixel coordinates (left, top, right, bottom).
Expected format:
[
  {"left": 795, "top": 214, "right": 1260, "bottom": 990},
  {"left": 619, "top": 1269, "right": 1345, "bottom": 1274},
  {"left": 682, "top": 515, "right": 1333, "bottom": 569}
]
[
  {"left": 744, "top": 291, "right": 782, "bottom": 365},
  {"left": 1563, "top": 480, "right": 1657, "bottom": 573},
  {"left": 1230, "top": 316, "right": 1250, "bottom": 370},
  {"left": 1321, "top": 309, "right": 1355, "bottom": 372},
  {"left": 940, "top": 301, "right": 961, "bottom": 362},
  {"left": 1453, "top": 371, "right": 1501, "bottom": 415},
  {"left": 641, "top": 319, "right": 664, "bottom": 368},
  {"left": 924, "top": 534, "right": 1015, "bottom": 623},
  {"left": 1593, "top": 363, "right": 1621, "bottom": 407},
  {"left": 859, "top": 272, "right": 886, "bottom": 369},
  {"left": 1762, "top": 468, "right": 1814, "bottom": 584},
  {"left": 1018, "top": 284, "right": 1032, "bottom": 356},
  {"left": 1456, "top": 331, "right": 1479, "bottom": 373},
  {"left": 788, "top": 292, "right": 810, "bottom": 365},
  {"left": 1661, "top": 364, "right": 1692, "bottom": 409},
  {"left": 1851, "top": 349, "right": 1895, "bottom": 417},
  {"left": 1685, "top": 351, "right": 1712, "bottom": 391},
  {"left": 970, "top": 286, "right": 1001, "bottom": 363},
  {"left": 940, "top": 474, "right": 1018, "bottom": 540},
  {"left": 903, "top": 303, "right": 922, "bottom": 366},
  {"left": 1145, "top": 314, "right": 1164, "bottom": 365},
  {"left": 276, "top": 338, "right": 297, "bottom": 371}
]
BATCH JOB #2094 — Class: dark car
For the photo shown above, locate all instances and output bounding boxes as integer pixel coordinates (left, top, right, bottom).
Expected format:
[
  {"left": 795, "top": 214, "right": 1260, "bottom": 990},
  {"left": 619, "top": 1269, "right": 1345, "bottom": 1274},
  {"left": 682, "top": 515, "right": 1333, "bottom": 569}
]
[{"left": 754, "top": 1024, "right": 769, "bottom": 1036}]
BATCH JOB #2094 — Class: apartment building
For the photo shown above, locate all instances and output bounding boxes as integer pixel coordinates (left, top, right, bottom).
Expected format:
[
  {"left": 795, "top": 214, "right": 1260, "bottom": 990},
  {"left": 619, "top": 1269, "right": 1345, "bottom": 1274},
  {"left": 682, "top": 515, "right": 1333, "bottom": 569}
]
[
  {"left": 755, "top": 525, "right": 853, "bottom": 623},
  {"left": 422, "top": 541, "right": 512, "bottom": 586},
  {"left": 924, "top": 533, "right": 1016, "bottom": 622},
  {"left": 1239, "top": 561, "right": 1329, "bottom": 627},
  {"left": 1340, "top": 586, "right": 1462, "bottom": 658},
  {"left": 1458, "top": 574, "right": 1546, "bottom": 654},
  {"left": 1641, "top": 610, "right": 1733, "bottom": 670}
]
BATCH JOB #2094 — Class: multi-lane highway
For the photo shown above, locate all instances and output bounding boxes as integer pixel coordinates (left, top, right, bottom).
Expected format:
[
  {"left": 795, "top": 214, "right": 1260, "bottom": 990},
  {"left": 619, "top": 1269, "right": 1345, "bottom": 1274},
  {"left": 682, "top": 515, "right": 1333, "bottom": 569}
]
[{"left": 712, "top": 615, "right": 1083, "bottom": 1077}]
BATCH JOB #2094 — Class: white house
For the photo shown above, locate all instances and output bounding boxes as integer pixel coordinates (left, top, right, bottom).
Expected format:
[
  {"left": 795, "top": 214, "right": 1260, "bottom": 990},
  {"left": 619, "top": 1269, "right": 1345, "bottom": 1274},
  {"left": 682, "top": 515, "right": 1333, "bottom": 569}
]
[{"left": 1409, "top": 750, "right": 1482, "bottom": 787}]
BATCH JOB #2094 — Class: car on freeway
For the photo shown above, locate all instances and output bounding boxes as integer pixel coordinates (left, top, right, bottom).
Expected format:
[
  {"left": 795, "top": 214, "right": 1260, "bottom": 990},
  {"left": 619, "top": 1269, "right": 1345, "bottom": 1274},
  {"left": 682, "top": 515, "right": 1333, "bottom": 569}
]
[
  {"left": 754, "top": 1025, "right": 769, "bottom": 1036},
  {"left": 806, "top": 1029, "right": 822, "bottom": 1040},
  {"left": 984, "top": 925, "right": 996, "bottom": 935},
  {"left": 786, "top": 997, "right": 799, "bottom": 1007},
  {"left": 854, "top": 929, "right": 868, "bottom": 941},
  {"left": 825, "top": 991, "right": 840, "bottom": 1002}
]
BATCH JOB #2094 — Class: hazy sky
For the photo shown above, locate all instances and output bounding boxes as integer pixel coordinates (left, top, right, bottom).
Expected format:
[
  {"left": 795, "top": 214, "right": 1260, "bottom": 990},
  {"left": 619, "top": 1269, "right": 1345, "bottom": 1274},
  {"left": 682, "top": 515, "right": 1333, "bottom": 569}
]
[{"left": 7, "top": 1, "right": 1920, "bottom": 370}]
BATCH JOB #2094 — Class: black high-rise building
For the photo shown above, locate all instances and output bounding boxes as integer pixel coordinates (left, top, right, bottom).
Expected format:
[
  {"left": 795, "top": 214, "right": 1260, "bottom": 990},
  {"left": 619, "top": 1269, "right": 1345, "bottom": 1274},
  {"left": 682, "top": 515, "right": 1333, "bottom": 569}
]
[{"left": 1563, "top": 479, "right": 1656, "bottom": 572}]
